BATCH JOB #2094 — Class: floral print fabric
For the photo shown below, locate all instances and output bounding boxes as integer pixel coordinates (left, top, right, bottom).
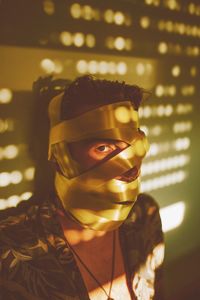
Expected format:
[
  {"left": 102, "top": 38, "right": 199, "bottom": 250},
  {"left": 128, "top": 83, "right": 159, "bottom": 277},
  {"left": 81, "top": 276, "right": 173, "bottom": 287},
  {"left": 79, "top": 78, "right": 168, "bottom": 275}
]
[{"left": 0, "top": 193, "right": 164, "bottom": 300}]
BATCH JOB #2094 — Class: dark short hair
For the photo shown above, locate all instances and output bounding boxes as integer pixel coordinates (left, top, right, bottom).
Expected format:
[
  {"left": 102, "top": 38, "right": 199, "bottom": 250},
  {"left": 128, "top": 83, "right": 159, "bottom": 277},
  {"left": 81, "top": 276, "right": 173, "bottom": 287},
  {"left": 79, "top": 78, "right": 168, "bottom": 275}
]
[{"left": 61, "top": 75, "right": 148, "bottom": 120}]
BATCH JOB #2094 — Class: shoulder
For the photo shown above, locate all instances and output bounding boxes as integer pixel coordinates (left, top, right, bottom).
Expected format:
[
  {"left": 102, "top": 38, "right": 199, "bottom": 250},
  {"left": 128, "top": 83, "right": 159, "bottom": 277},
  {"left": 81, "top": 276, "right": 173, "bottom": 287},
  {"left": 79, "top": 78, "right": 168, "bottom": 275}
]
[{"left": 0, "top": 203, "right": 41, "bottom": 251}]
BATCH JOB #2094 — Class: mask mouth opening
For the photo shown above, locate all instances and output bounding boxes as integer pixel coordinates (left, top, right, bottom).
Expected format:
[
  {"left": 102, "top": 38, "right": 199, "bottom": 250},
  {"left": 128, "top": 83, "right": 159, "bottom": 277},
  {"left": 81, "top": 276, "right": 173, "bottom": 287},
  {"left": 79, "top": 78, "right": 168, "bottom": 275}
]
[{"left": 115, "top": 166, "right": 140, "bottom": 183}]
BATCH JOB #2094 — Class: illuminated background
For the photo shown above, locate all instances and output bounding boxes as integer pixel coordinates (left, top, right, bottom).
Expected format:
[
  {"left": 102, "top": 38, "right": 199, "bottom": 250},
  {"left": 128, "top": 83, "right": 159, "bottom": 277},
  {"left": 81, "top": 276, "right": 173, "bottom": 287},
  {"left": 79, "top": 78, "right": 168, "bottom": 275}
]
[{"left": 0, "top": 0, "right": 200, "bottom": 299}]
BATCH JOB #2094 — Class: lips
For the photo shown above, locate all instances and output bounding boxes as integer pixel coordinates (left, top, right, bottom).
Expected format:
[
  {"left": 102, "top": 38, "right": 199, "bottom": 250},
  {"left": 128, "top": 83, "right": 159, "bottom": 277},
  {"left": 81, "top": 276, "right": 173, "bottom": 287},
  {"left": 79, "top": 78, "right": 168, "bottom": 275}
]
[{"left": 115, "top": 166, "right": 140, "bottom": 183}]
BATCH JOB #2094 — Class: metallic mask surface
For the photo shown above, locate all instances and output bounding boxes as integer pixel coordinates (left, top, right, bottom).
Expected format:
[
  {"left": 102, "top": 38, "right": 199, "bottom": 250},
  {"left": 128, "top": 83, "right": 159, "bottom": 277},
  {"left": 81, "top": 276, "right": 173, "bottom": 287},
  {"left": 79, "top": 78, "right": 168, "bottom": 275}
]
[{"left": 48, "top": 92, "right": 149, "bottom": 231}]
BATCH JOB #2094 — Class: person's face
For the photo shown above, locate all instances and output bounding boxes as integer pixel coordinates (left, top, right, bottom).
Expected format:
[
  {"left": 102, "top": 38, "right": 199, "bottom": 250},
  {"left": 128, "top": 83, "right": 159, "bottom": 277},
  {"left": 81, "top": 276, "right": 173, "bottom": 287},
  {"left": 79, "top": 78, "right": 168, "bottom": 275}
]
[{"left": 68, "top": 138, "right": 141, "bottom": 182}]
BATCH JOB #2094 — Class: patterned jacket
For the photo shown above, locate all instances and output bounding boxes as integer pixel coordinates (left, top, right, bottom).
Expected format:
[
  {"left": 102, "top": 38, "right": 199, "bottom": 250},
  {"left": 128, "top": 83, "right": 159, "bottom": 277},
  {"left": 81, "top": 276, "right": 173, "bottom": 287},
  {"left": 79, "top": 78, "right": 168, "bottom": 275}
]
[{"left": 0, "top": 193, "right": 164, "bottom": 300}]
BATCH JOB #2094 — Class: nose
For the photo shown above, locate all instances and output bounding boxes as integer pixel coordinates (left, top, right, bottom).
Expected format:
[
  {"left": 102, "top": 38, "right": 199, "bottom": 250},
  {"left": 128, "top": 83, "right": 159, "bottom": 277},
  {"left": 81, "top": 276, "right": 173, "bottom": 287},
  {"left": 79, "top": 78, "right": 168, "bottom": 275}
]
[{"left": 115, "top": 166, "right": 140, "bottom": 183}]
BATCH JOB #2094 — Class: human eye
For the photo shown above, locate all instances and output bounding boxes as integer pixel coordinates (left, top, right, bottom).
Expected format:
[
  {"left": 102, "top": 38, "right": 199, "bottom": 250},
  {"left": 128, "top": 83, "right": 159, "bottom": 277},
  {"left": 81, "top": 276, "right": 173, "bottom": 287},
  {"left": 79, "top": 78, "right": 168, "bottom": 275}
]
[
  {"left": 96, "top": 144, "right": 116, "bottom": 153},
  {"left": 88, "top": 142, "right": 118, "bottom": 161}
]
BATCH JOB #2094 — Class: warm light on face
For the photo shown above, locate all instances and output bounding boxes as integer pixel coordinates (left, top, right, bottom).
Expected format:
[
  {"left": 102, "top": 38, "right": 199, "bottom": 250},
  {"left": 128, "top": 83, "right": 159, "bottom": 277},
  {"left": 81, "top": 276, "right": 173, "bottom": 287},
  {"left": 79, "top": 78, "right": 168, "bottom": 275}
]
[{"left": 160, "top": 201, "right": 185, "bottom": 232}]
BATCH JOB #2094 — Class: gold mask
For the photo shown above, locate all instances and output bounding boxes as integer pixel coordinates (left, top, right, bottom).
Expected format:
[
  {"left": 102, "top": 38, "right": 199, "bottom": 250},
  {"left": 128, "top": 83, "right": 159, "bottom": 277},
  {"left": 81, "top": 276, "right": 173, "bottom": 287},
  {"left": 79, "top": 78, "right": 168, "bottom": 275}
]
[{"left": 48, "top": 93, "right": 149, "bottom": 231}]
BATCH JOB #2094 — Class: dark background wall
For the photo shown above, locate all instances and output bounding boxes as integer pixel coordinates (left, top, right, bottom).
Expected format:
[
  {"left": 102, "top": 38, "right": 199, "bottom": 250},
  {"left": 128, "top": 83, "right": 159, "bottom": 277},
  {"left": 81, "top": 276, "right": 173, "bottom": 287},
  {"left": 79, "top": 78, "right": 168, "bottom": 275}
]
[{"left": 0, "top": 1, "right": 200, "bottom": 299}]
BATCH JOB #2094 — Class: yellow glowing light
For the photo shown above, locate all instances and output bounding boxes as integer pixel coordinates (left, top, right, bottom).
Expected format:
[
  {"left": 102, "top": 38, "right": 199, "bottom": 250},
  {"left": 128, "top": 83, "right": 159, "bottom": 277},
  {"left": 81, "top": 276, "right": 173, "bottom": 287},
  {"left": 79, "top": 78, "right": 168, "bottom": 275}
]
[
  {"left": 21, "top": 192, "right": 33, "bottom": 200},
  {"left": 143, "top": 106, "right": 152, "bottom": 118},
  {"left": 43, "top": 0, "right": 55, "bottom": 15},
  {"left": 157, "top": 105, "right": 165, "bottom": 117},
  {"left": 116, "top": 62, "right": 127, "bottom": 75},
  {"left": 108, "top": 61, "right": 117, "bottom": 74},
  {"left": 136, "top": 63, "right": 145, "bottom": 76},
  {"left": 73, "top": 32, "right": 84, "bottom": 47},
  {"left": 114, "top": 106, "right": 131, "bottom": 123},
  {"left": 172, "top": 65, "right": 181, "bottom": 77},
  {"left": 141, "top": 171, "right": 187, "bottom": 192},
  {"left": 130, "top": 110, "right": 138, "bottom": 122},
  {"left": 106, "top": 37, "right": 114, "bottom": 49},
  {"left": 40, "top": 58, "right": 55, "bottom": 74},
  {"left": 98, "top": 61, "right": 108, "bottom": 74},
  {"left": 108, "top": 180, "right": 128, "bottom": 193},
  {"left": 165, "top": 104, "right": 173, "bottom": 116},
  {"left": 155, "top": 85, "right": 164, "bottom": 97},
  {"left": 104, "top": 9, "right": 114, "bottom": 23},
  {"left": 174, "top": 137, "right": 190, "bottom": 151},
  {"left": 88, "top": 60, "right": 98, "bottom": 74},
  {"left": 119, "top": 147, "right": 135, "bottom": 159},
  {"left": 60, "top": 31, "right": 73, "bottom": 46},
  {"left": 24, "top": 167, "right": 35, "bottom": 181},
  {"left": 85, "top": 34, "right": 96, "bottom": 48},
  {"left": 160, "top": 202, "right": 185, "bottom": 232},
  {"left": 4, "top": 145, "right": 19, "bottom": 159},
  {"left": 188, "top": 3, "right": 195, "bottom": 14},
  {"left": 125, "top": 38, "right": 133, "bottom": 51},
  {"left": 114, "top": 37, "right": 125, "bottom": 50},
  {"left": 114, "top": 11, "right": 125, "bottom": 25},
  {"left": 135, "top": 140, "right": 146, "bottom": 157},
  {"left": 0, "top": 172, "right": 10, "bottom": 187},
  {"left": 54, "top": 60, "right": 63, "bottom": 74},
  {"left": 145, "top": 0, "right": 153, "bottom": 4},
  {"left": 140, "top": 16, "right": 150, "bottom": 28},
  {"left": 82, "top": 5, "right": 93, "bottom": 20},
  {"left": 190, "top": 66, "right": 197, "bottom": 77},
  {"left": 70, "top": 3, "right": 82, "bottom": 19},
  {"left": 8, "top": 195, "right": 20, "bottom": 207},
  {"left": 158, "top": 20, "right": 165, "bottom": 31},
  {"left": 167, "top": 0, "right": 178, "bottom": 10},
  {"left": 10, "top": 171, "right": 23, "bottom": 184},
  {"left": 0, "top": 88, "right": 13, "bottom": 104},
  {"left": 158, "top": 42, "right": 168, "bottom": 54},
  {"left": 76, "top": 60, "right": 88, "bottom": 73},
  {"left": 168, "top": 85, "right": 176, "bottom": 96},
  {"left": 166, "top": 21, "right": 173, "bottom": 32}
]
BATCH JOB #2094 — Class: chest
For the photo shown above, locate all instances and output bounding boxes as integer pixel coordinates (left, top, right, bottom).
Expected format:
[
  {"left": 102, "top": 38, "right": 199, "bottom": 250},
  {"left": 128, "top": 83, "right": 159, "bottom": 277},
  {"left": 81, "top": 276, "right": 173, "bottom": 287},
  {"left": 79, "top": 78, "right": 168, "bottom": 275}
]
[{"left": 71, "top": 231, "right": 132, "bottom": 300}]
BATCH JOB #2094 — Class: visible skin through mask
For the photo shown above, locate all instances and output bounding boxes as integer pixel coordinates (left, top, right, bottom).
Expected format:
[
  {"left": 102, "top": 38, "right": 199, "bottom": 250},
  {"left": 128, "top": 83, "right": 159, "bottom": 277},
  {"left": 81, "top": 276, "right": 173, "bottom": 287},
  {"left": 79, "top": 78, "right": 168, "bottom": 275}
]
[{"left": 68, "top": 139, "right": 140, "bottom": 182}]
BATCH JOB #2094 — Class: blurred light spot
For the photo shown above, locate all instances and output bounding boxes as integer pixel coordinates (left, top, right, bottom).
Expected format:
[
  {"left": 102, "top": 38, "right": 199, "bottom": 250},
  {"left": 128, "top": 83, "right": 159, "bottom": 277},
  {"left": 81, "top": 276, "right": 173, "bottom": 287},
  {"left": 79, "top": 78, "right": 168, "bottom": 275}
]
[
  {"left": 7, "top": 195, "right": 20, "bottom": 207},
  {"left": 119, "top": 146, "right": 135, "bottom": 159},
  {"left": 85, "top": 34, "right": 96, "bottom": 48},
  {"left": 108, "top": 61, "right": 117, "bottom": 74},
  {"left": 173, "top": 121, "right": 192, "bottom": 133},
  {"left": 125, "top": 38, "right": 133, "bottom": 50},
  {"left": 174, "top": 137, "right": 190, "bottom": 151},
  {"left": 190, "top": 66, "right": 197, "bottom": 77},
  {"left": 155, "top": 85, "right": 164, "bottom": 97},
  {"left": 165, "top": 104, "right": 173, "bottom": 116},
  {"left": 82, "top": 5, "right": 93, "bottom": 20},
  {"left": 40, "top": 58, "right": 55, "bottom": 74},
  {"left": 117, "top": 62, "right": 127, "bottom": 75},
  {"left": 99, "top": 61, "right": 108, "bottom": 74},
  {"left": 0, "top": 172, "right": 10, "bottom": 187},
  {"left": 114, "top": 11, "right": 125, "bottom": 25},
  {"left": 10, "top": 171, "right": 23, "bottom": 184},
  {"left": 88, "top": 60, "right": 98, "bottom": 74},
  {"left": 141, "top": 154, "right": 190, "bottom": 176},
  {"left": 21, "top": 192, "right": 33, "bottom": 200},
  {"left": 24, "top": 167, "right": 35, "bottom": 181},
  {"left": 43, "top": 0, "right": 55, "bottom": 15},
  {"left": 168, "top": 85, "right": 176, "bottom": 96},
  {"left": 160, "top": 202, "right": 185, "bottom": 232},
  {"left": 115, "top": 106, "right": 131, "bottom": 123},
  {"left": 104, "top": 9, "right": 114, "bottom": 23},
  {"left": 60, "top": 31, "right": 73, "bottom": 46},
  {"left": 3, "top": 145, "right": 19, "bottom": 159},
  {"left": 171, "top": 65, "right": 181, "bottom": 77},
  {"left": 76, "top": 60, "right": 88, "bottom": 73},
  {"left": 70, "top": 3, "right": 82, "bottom": 19},
  {"left": 114, "top": 37, "right": 125, "bottom": 50},
  {"left": 140, "top": 16, "right": 150, "bottom": 28},
  {"left": 158, "top": 42, "right": 168, "bottom": 54},
  {"left": 143, "top": 106, "right": 152, "bottom": 118},
  {"left": 73, "top": 32, "right": 84, "bottom": 47},
  {"left": 136, "top": 63, "right": 145, "bottom": 76},
  {"left": 141, "top": 171, "right": 187, "bottom": 192},
  {"left": 54, "top": 60, "right": 63, "bottom": 74},
  {"left": 0, "top": 88, "right": 13, "bottom": 104}
]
